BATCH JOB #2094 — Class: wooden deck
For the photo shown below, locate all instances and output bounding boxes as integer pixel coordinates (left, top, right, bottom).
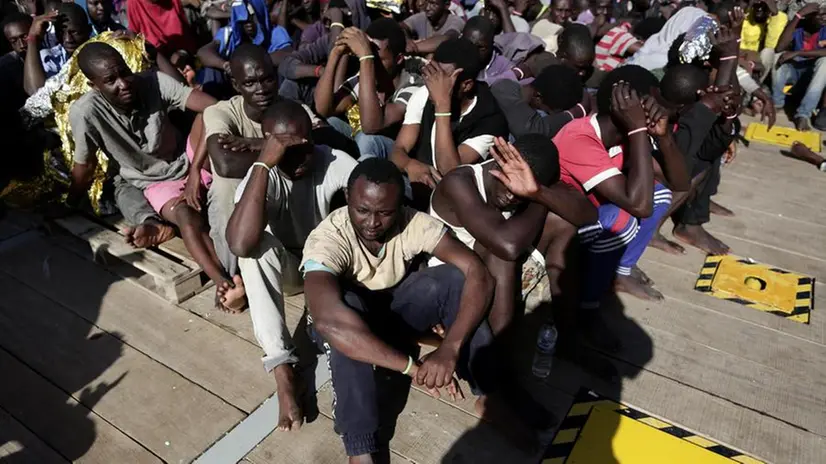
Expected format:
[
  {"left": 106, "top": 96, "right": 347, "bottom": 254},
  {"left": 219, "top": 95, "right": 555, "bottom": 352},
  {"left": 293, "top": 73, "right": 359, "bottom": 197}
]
[{"left": 1, "top": 117, "right": 824, "bottom": 463}]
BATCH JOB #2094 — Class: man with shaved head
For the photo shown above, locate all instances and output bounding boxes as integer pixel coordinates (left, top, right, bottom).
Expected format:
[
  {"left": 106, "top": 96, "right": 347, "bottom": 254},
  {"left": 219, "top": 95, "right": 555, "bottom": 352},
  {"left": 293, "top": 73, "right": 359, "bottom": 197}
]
[{"left": 223, "top": 98, "right": 357, "bottom": 433}]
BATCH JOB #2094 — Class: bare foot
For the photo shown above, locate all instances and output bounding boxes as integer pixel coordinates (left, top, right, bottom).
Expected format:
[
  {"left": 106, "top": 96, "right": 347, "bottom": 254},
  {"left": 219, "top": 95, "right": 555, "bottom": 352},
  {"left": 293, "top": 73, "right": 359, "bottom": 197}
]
[
  {"left": 614, "top": 274, "right": 664, "bottom": 301},
  {"left": 673, "top": 224, "right": 730, "bottom": 255},
  {"left": 649, "top": 233, "right": 686, "bottom": 255},
  {"left": 124, "top": 219, "right": 175, "bottom": 248},
  {"left": 274, "top": 364, "right": 303, "bottom": 432},
  {"left": 631, "top": 265, "right": 654, "bottom": 286},
  {"left": 709, "top": 200, "right": 734, "bottom": 217},
  {"left": 795, "top": 116, "right": 812, "bottom": 132},
  {"left": 215, "top": 275, "right": 247, "bottom": 313}
]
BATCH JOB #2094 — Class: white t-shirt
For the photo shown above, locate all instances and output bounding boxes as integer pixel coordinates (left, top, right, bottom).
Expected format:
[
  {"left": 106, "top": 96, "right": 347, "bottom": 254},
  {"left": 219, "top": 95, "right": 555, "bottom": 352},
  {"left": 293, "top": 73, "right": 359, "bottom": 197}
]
[
  {"left": 402, "top": 86, "right": 495, "bottom": 170},
  {"left": 234, "top": 145, "right": 357, "bottom": 252}
]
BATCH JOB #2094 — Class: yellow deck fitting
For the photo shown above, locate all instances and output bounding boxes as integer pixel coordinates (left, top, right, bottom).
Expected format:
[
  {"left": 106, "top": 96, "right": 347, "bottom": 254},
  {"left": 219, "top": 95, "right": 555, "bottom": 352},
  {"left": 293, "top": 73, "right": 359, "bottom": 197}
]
[
  {"left": 695, "top": 255, "right": 815, "bottom": 324},
  {"left": 744, "top": 122, "right": 821, "bottom": 152},
  {"left": 543, "top": 389, "right": 764, "bottom": 463}
]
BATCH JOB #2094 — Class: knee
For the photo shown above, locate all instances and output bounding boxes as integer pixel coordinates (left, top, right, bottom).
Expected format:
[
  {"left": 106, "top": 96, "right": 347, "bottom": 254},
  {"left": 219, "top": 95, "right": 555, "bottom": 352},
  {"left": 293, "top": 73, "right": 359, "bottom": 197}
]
[{"left": 814, "top": 58, "right": 826, "bottom": 76}]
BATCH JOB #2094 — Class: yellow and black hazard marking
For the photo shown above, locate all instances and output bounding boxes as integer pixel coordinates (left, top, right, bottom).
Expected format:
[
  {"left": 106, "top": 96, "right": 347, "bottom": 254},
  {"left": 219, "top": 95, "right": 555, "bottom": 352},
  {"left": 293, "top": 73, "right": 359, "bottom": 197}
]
[
  {"left": 694, "top": 254, "right": 815, "bottom": 324},
  {"left": 542, "top": 389, "right": 764, "bottom": 464}
]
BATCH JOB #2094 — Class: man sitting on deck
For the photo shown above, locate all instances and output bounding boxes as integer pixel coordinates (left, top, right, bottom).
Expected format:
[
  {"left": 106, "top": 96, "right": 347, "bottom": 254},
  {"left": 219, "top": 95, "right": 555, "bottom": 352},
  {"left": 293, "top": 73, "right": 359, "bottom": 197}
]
[
  {"left": 225, "top": 100, "right": 357, "bottom": 432},
  {"left": 429, "top": 135, "right": 596, "bottom": 334},
  {"left": 302, "top": 158, "right": 506, "bottom": 463},
  {"left": 67, "top": 44, "right": 255, "bottom": 318}
]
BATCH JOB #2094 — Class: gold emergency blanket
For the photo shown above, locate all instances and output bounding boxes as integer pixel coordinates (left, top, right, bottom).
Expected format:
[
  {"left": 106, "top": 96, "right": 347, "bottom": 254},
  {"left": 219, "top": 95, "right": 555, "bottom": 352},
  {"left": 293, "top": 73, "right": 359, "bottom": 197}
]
[{"left": 1, "top": 33, "right": 149, "bottom": 211}]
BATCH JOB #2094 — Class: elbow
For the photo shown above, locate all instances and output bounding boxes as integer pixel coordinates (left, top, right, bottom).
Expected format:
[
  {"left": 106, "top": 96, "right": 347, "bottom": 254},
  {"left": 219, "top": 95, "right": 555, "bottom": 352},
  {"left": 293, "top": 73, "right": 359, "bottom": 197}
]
[
  {"left": 226, "top": 223, "right": 257, "bottom": 258},
  {"left": 630, "top": 204, "right": 654, "bottom": 219},
  {"left": 492, "top": 241, "right": 522, "bottom": 262},
  {"left": 209, "top": 154, "right": 232, "bottom": 178}
]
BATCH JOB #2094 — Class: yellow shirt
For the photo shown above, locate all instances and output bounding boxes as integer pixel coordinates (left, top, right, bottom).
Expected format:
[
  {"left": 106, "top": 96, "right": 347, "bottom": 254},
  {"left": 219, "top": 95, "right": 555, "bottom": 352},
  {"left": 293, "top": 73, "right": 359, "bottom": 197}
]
[
  {"left": 300, "top": 207, "right": 447, "bottom": 291},
  {"left": 740, "top": 12, "right": 788, "bottom": 52}
]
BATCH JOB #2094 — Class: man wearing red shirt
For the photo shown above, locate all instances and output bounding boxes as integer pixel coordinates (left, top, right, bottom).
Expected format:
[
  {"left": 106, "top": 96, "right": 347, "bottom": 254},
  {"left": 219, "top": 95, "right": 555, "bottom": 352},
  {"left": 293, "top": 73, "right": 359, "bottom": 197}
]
[{"left": 553, "top": 66, "right": 689, "bottom": 323}]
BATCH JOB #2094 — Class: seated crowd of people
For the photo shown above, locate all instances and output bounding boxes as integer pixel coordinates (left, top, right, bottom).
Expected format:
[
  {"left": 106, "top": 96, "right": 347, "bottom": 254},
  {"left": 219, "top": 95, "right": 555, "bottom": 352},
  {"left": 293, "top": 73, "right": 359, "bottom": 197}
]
[{"left": 0, "top": 0, "right": 810, "bottom": 460}]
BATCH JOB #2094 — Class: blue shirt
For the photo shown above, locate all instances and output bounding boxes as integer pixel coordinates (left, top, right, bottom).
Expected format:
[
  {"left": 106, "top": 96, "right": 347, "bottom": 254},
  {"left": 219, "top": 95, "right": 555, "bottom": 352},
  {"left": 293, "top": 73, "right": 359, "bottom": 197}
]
[{"left": 215, "top": 25, "right": 292, "bottom": 58}]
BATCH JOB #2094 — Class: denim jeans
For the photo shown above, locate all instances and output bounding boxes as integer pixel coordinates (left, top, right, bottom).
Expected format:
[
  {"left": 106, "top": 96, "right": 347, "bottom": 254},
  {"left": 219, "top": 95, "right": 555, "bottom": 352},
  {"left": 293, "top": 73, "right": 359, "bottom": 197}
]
[
  {"left": 325, "top": 117, "right": 395, "bottom": 161},
  {"left": 772, "top": 57, "right": 826, "bottom": 119}
]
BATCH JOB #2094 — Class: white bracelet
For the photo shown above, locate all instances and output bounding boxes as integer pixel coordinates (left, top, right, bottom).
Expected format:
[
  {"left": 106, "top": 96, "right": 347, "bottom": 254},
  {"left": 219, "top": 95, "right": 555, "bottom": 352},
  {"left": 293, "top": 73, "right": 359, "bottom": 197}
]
[
  {"left": 819, "top": 161, "right": 826, "bottom": 172},
  {"left": 252, "top": 161, "right": 271, "bottom": 172},
  {"left": 577, "top": 103, "right": 587, "bottom": 117}
]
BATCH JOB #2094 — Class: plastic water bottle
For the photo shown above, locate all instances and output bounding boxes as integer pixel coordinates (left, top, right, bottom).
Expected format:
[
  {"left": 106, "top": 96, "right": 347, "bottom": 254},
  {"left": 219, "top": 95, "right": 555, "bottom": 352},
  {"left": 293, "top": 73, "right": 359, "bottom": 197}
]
[{"left": 531, "top": 322, "right": 558, "bottom": 378}]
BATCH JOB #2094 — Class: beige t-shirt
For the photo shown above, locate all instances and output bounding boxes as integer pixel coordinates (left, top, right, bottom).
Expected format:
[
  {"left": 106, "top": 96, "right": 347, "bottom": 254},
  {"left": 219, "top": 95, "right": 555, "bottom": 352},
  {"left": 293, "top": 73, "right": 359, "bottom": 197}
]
[
  {"left": 300, "top": 207, "right": 447, "bottom": 291},
  {"left": 202, "top": 95, "right": 321, "bottom": 139},
  {"left": 531, "top": 20, "right": 563, "bottom": 54}
]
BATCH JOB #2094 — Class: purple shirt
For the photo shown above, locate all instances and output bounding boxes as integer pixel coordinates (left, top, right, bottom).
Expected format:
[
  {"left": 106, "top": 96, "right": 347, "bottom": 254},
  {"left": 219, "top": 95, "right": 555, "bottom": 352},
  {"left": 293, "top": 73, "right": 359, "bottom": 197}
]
[
  {"left": 478, "top": 52, "right": 517, "bottom": 86},
  {"left": 300, "top": 21, "right": 325, "bottom": 47}
]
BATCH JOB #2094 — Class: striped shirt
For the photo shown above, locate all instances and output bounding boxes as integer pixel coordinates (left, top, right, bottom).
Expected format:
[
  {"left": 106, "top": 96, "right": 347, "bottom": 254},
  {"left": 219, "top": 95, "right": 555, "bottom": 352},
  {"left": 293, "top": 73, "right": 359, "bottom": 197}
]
[{"left": 594, "top": 24, "right": 641, "bottom": 72}]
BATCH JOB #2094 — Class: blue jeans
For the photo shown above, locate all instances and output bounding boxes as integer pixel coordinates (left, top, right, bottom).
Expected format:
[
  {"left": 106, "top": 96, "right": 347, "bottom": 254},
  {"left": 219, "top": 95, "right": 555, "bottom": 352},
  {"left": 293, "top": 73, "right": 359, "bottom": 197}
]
[
  {"left": 325, "top": 117, "right": 395, "bottom": 161},
  {"left": 772, "top": 57, "right": 826, "bottom": 119}
]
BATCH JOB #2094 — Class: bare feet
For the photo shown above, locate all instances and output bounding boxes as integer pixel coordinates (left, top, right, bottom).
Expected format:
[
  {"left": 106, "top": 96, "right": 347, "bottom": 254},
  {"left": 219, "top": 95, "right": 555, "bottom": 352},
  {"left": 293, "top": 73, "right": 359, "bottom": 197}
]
[
  {"left": 673, "top": 224, "right": 730, "bottom": 255},
  {"left": 215, "top": 275, "right": 247, "bottom": 313},
  {"left": 614, "top": 274, "right": 664, "bottom": 301},
  {"left": 709, "top": 200, "right": 734, "bottom": 217},
  {"left": 631, "top": 265, "right": 654, "bottom": 286},
  {"left": 274, "top": 364, "right": 303, "bottom": 432},
  {"left": 795, "top": 116, "right": 812, "bottom": 132},
  {"left": 124, "top": 219, "right": 175, "bottom": 248},
  {"left": 649, "top": 233, "right": 686, "bottom": 255}
]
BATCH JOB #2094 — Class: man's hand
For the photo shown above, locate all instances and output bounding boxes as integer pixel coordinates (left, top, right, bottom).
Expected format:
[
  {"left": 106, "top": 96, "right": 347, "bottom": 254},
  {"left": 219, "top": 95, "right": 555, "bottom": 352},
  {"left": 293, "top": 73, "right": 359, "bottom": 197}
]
[
  {"left": 423, "top": 61, "right": 462, "bottom": 112},
  {"left": 337, "top": 27, "right": 373, "bottom": 58},
  {"left": 416, "top": 345, "right": 459, "bottom": 389},
  {"left": 698, "top": 85, "right": 735, "bottom": 114},
  {"left": 258, "top": 134, "right": 308, "bottom": 168},
  {"left": 797, "top": 2, "right": 820, "bottom": 18},
  {"left": 330, "top": 41, "right": 349, "bottom": 59},
  {"left": 222, "top": 61, "right": 232, "bottom": 75},
  {"left": 728, "top": 5, "right": 745, "bottom": 33},
  {"left": 610, "top": 82, "right": 648, "bottom": 132},
  {"left": 406, "top": 158, "right": 441, "bottom": 188},
  {"left": 406, "top": 39, "right": 419, "bottom": 55},
  {"left": 488, "top": 137, "right": 540, "bottom": 199},
  {"left": 487, "top": 0, "right": 509, "bottom": 12},
  {"left": 715, "top": 22, "right": 742, "bottom": 55},
  {"left": 642, "top": 95, "right": 669, "bottom": 137},
  {"left": 776, "top": 50, "right": 798, "bottom": 67},
  {"left": 753, "top": 89, "right": 776, "bottom": 129},
  {"left": 217, "top": 134, "right": 264, "bottom": 152},
  {"left": 180, "top": 172, "right": 203, "bottom": 211},
  {"left": 29, "top": 11, "right": 58, "bottom": 40},
  {"left": 764, "top": 0, "right": 778, "bottom": 15}
]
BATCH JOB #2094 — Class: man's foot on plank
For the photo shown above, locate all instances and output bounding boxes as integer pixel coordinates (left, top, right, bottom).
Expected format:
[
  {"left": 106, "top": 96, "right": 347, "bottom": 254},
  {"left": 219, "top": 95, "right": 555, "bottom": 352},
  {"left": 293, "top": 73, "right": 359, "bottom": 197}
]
[
  {"left": 614, "top": 274, "right": 664, "bottom": 301},
  {"left": 274, "top": 363, "right": 304, "bottom": 431},
  {"left": 709, "top": 200, "right": 734, "bottom": 217},
  {"left": 124, "top": 219, "right": 175, "bottom": 248},
  {"left": 215, "top": 275, "right": 247, "bottom": 313},
  {"left": 673, "top": 224, "right": 730, "bottom": 255},
  {"left": 631, "top": 265, "right": 654, "bottom": 286},
  {"left": 648, "top": 233, "right": 686, "bottom": 255}
]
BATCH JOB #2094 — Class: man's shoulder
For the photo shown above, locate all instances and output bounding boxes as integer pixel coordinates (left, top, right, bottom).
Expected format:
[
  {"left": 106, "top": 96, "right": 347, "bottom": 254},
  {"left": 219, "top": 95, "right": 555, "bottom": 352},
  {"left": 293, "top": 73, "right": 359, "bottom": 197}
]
[
  {"left": 553, "top": 118, "right": 603, "bottom": 152},
  {"left": 445, "top": 13, "right": 466, "bottom": 28},
  {"left": 69, "top": 90, "right": 105, "bottom": 120},
  {"left": 205, "top": 95, "right": 244, "bottom": 116}
]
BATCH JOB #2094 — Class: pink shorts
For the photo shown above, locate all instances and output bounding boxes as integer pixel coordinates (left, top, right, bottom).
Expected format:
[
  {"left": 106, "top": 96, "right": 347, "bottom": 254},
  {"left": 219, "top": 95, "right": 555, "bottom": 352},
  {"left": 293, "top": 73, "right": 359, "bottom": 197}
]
[{"left": 143, "top": 138, "right": 213, "bottom": 213}]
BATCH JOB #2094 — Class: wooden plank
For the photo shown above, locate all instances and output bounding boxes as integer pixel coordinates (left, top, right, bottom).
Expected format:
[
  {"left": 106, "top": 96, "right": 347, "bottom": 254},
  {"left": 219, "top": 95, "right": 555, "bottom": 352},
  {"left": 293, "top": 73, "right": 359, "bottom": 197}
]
[
  {"left": 0, "top": 407, "right": 68, "bottom": 463},
  {"left": 600, "top": 303, "right": 826, "bottom": 437},
  {"left": 701, "top": 206, "right": 826, "bottom": 261},
  {"left": 243, "top": 405, "right": 410, "bottom": 464},
  {"left": 178, "top": 289, "right": 260, "bottom": 346},
  {"left": 0, "top": 349, "right": 160, "bottom": 464},
  {"left": 0, "top": 274, "right": 245, "bottom": 463},
  {"left": 53, "top": 216, "right": 207, "bottom": 303},
  {"left": 315, "top": 381, "right": 539, "bottom": 463},
  {"left": 715, "top": 175, "right": 826, "bottom": 227},
  {"left": 0, "top": 239, "right": 274, "bottom": 413},
  {"left": 579, "top": 355, "right": 826, "bottom": 464}
]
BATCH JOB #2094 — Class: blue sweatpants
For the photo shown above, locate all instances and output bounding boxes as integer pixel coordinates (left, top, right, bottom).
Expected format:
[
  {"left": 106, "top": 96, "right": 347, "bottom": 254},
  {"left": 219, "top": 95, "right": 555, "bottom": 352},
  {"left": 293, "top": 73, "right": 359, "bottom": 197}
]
[{"left": 579, "top": 183, "right": 672, "bottom": 309}]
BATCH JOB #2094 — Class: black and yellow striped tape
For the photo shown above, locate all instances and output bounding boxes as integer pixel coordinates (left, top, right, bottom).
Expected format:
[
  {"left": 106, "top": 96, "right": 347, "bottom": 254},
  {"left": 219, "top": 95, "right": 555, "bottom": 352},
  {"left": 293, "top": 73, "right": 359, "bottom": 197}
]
[
  {"left": 542, "top": 389, "right": 764, "bottom": 463},
  {"left": 694, "top": 255, "right": 814, "bottom": 324}
]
